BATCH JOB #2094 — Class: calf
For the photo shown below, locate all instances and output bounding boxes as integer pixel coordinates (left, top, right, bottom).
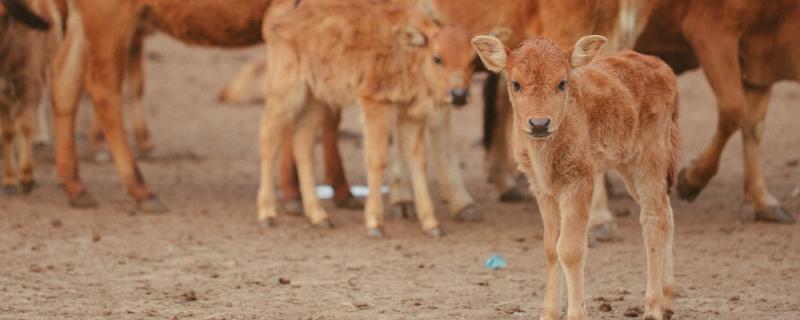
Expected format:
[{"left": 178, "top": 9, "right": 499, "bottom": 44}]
[
  {"left": 258, "top": 0, "right": 475, "bottom": 237},
  {"left": 473, "top": 35, "right": 679, "bottom": 319},
  {"left": 0, "top": 0, "right": 61, "bottom": 194}
]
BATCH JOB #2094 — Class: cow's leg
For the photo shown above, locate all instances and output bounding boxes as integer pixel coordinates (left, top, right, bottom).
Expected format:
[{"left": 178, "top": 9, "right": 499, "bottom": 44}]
[
  {"left": 557, "top": 180, "right": 592, "bottom": 320},
  {"left": 321, "top": 109, "right": 360, "bottom": 209},
  {"left": 489, "top": 79, "right": 529, "bottom": 202},
  {"left": 427, "top": 106, "right": 480, "bottom": 221},
  {"left": 537, "top": 194, "right": 562, "bottom": 320},
  {"left": 278, "top": 128, "right": 303, "bottom": 216},
  {"left": 1, "top": 107, "right": 16, "bottom": 194},
  {"left": 741, "top": 85, "right": 794, "bottom": 223},
  {"left": 88, "top": 112, "right": 108, "bottom": 162},
  {"left": 292, "top": 101, "right": 331, "bottom": 227},
  {"left": 127, "top": 25, "right": 153, "bottom": 157},
  {"left": 360, "top": 100, "right": 393, "bottom": 237},
  {"left": 388, "top": 130, "right": 416, "bottom": 220},
  {"left": 397, "top": 115, "right": 441, "bottom": 237},
  {"left": 588, "top": 173, "right": 621, "bottom": 242},
  {"left": 80, "top": 2, "right": 164, "bottom": 212},
  {"left": 677, "top": 18, "right": 744, "bottom": 202},
  {"left": 17, "top": 101, "right": 37, "bottom": 193}
]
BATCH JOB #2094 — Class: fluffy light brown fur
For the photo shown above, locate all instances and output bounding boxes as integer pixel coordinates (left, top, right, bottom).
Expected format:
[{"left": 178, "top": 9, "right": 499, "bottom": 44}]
[{"left": 474, "top": 35, "right": 679, "bottom": 320}]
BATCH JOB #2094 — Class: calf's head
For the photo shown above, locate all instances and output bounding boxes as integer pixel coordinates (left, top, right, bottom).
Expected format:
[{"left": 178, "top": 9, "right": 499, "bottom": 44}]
[
  {"left": 472, "top": 34, "right": 607, "bottom": 139},
  {"left": 404, "top": 25, "right": 475, "bottom": 107}
]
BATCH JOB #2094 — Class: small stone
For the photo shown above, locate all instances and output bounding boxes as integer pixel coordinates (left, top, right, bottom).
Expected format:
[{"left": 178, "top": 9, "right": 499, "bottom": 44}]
[{"left": 278, "top": 278, "right": 291, "bottom": 285}]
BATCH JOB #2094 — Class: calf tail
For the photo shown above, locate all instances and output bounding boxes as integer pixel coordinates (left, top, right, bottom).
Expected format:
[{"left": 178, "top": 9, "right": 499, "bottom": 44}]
[
  {"left": 666, "top": 91, "right": 681, "bottom": 191},
  {"left": 1, "top": 0, "right": 50, "bottom": 30}
]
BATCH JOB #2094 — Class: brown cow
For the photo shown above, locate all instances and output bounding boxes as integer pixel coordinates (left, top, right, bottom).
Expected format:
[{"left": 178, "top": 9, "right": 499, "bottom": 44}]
[
  {"left": 474, "top": 34, "right": 680, "bottom": 320},
  {"left": 257, "top": 0, "right": 476, "bottom": 237},
  {"left": 634, "top": 0, "right": 798, "bottom": 223},
  {"left": 0, "top": 0, "right": 62, "bottom": 194}
]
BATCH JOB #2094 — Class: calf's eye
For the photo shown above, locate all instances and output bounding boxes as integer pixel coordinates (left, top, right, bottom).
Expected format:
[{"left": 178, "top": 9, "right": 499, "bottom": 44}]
[
  {"left": 433, "top": 55, "right": 442, "bottom": 65},
  {"left": 557, "top": 80, "right": 566, "bottom": 92},
  {"left": 512, "top": 81, "right": 521, "bottom": 92}
]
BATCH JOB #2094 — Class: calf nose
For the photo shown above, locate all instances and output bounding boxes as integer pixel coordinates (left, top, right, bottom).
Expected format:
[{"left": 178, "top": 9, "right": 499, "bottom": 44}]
[
  {"left": 450, "top": 88, "right": 468, "bottom": 106},
  {"left": 528, "top": 118, "right": 551, "bottom": 136}
]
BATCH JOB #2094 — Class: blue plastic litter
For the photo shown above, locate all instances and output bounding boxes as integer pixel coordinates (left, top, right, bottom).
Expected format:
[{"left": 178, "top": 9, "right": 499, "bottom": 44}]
[{"left": 484, "top": 254, "right": 508, "bottom": 270}]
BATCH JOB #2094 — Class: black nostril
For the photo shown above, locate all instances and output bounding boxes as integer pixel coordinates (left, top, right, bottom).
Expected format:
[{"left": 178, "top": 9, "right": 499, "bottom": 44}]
[
  {"left": 528, "top": 118, "right": 551, "bottom": 135},
  {"left": 451, "top": 88, "right": 468, "bottom": 106}
]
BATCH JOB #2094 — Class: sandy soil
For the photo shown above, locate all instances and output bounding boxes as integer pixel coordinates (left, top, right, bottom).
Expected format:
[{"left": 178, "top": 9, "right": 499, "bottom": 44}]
[{"left": 1, "top": 35, "right": 799, "bottom": 320}]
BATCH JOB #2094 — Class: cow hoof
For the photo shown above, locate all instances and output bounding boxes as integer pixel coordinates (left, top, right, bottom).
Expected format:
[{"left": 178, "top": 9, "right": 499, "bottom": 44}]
[
  {"left": 313, "top": 218, "right": 334, "bottom": 229},
  {"left": 426, "top": 227, "right": 444, "bottom": 238},
  {"left": 259, "top": 217, "right": 277, "bottom": 228},
  {"left": 334, "top": 195, "right": 363, "bottom": 210},
  {"left": 283, "top": 198, "right": 304, "bottom": 216},
  {"left": 499, "top": 187, "right": 530, "bottom": 203},
  {"left": 92, "top": 150, "right": 111, "bottom": 163},
  {"left": 367, "top": 226, "right": 385, "bottom": 238},
  {"left": 455, "top": 205, "right": 482, "bottom": 222},
  {"left": 136, "top": 196, "right": 169, "bottom": 214},
  {"left": 69, "top": 191, "right": 98, "bottom": 208},
  {"left": 20, "top": 180, "right": 35, "bottom": 194},
  {"left": 755, "top": 206, "right": 796, "bottom": 224},
  {"left": 3, "top": 185, "right": 18, "bottom": 195},
  {"left": 589, "top": 222, "right": 622, "bottom": 243},
  {"left": 389, "top": 201, "right": 416, "bottom": 220},
  {"left": 676, "top": 169, "right": 702, "bottom": 202},
  {"left": 664, "top": 309, "right": 674, "bottom": 320}
]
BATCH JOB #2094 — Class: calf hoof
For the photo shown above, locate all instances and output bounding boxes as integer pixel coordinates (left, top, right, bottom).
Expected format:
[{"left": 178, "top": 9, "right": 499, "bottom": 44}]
[
  {"left": 68, "top": 191, "right": 98, "bottom": 208},
  {"left": 92, "top": 150, "right": 112, "bottom": 163},
  {"left": 676, "top": 169, "right": 702, "bottom": 202},
  {"left": 755, "top": 206, "right": 796, "bottom": 224},
  {"left": 20, "top": 180, "right": 35, "bottom": 194},
  {"left": 283, "top": 198, "right": 304, "bottom": 216},
  {"left": 389, "top": 202, "right": 417, "bottom": 220},
  {"left": 499, "top": 186, "right": 531, "bottom": 203},
  {"left": 367, "top": 226, "right": 385, "bottom": 238},
  {"left": 664, "top": 309, "right": 674, "bottom": 320},
  {"left": 313, "top": 218, "right": 334, "bottom": 229},
  {"left": 3, "top": 185, "right": 18, "bottom": 195},
  {"left": 334, "top": 195, "right": 363, "bottom": 210},
  {"left": 455, "top": 205, "right": 482, "bottom": 222},
  {"left": 425, "top": 227, "right": 444, "bottom": 238},
  {"left": 136, "top": 196, "right": 169, "bottom": 214},
  {"left": 259, "top": 217, "right": 277, "bottom": 227},
  {"left": 589, "top": 222, "right": 622, "bottom": 243}
]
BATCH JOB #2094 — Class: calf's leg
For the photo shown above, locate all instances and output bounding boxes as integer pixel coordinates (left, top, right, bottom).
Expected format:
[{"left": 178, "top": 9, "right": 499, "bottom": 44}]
[
  {"left": 388, "top": 131, "right": 416, "bottom": 220},
  {"left": 557, "top": 182, "right": 592, "bottom": 320},
  {"left": 292, "top": 101, "right": 331, "bottom": 227},
  {"left": 397, "top": 116, "right": 441, "bottom": 236},
  {"left": 1, "top": 108, "right": 16, "bottom": 193},
  {"left": 361, "top": 100, "right": 393, "bottom": 237},
  {"left": 537, "top": 194, "right": 562, "bottom": 320},
  {"left": 321, "top": 109, "right": 360, "bottom": 209},
  {"left": 278, "top": 128, "right": 303, "bottom": 216},
  {"left": 17, "top": 102, "right": 36, "bottom": 193}
]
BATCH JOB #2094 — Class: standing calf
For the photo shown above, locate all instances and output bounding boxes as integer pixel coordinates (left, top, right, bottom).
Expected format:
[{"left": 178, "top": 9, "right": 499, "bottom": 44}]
[{"left": 473, "top": 35, "right": 679, "bottom": 320}]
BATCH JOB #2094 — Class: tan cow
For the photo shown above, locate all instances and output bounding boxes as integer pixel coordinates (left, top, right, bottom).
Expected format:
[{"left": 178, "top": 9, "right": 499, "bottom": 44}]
[
  {"left": 474, "top": 34, "right": 680, "bottom": 320},
  {"left": 258, "top": 0, "right": 476, "bottom": 237},
  {"left": 0, "top": 0, "right": 62, "bottom": 194}
]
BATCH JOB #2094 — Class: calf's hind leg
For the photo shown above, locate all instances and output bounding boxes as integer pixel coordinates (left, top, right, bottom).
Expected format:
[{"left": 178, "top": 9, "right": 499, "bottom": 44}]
[
  {"left": 292, "top": 100, "right": 332, "bottom": 227},
  {"left": 397, "top": 116, "right": 441, "bottom": 236},
  {"left": 1, "top": 109, "right": 17, "bottom": 194}
]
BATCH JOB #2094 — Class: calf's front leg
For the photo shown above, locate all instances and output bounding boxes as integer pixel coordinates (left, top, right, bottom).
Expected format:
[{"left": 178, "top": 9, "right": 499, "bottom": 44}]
[
  {"left": 397, "top": 115, "right": 441, "bottom": 237},
  {"left": 557, "top": 181, "right": 592, "bottom": 320}
]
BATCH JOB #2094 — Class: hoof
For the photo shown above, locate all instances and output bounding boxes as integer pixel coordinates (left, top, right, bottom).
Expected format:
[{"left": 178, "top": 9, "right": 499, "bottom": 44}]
[
  {"left": 136, "top": 196, "right": 169, "bottom": 214},
  {"left": 68, "top": 191, "right": 98, "bottom": 208},
  {"left": 676, "top": 169, "right": 702, "bottom": 202},
  {"left": 3, "top": 185, "right": 18, "bottom": 195},
  {"left": 664, "top": 309, "right": 674, "bottom": 320},
  {"left": 92, "top": 150, "right": 112, "bottom": 163},
  {"left": 498, "top": 186, "right": 531, "bottom": 203},
  {"left": 334, "top": 195, "right": 363, "bottom": 210},
  {"left": 755, "top": 206, "right": 796, "bottom": 224},
  {"left": 425, "top": 227, "right": 444, "bottom": 238},
  {"left": 589, "top": 222, "right": 622, "bottom": 243},
  {"left": 259, "top": 217, "right": 276, "bottom": 227},
  {"left": 367, "top": 226, "right": 385, "bottom": 238},
  {"left": 20, "top": 180, "right": 35, "bottom": 194},
  {"left": 455, "top": 205, "right": 482, "bottom": 222},
  {"left": 389, "top": 201, "right": 416, "bottom": 220},
  {"left": 313, "top": 218, "right": 334, "bottom": 229},
  {"left": 283, "top": 198, "right": 304, "bottom": 216}
]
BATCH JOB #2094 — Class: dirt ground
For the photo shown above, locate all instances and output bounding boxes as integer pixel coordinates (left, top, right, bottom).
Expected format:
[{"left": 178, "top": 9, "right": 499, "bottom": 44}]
[{"left": 1, "top": 35, "right": 799, "bottom": 320}]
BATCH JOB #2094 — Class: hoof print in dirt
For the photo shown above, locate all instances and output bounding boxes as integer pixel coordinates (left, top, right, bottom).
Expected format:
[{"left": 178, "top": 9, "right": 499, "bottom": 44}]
[
  {"left": 426, "top": 227, "right": 444, "bottom": 238},
  {"left": 755, "top": 206, "right": 796, "bottom": 224},
  {"left": 69, "top": 191, "right": 99, "bottom": 209},
  {"left": 136, "top": 196, "right": 169, "bottom": 214},
  {"left": 455, "top": 205, "right": 482, "bottom": 222},
  {"left": 675, "top": 169, "right": 702, "bottom": 202},
  {"left": 283, "top": 199, "right": 304, "bottom": 216},
  {"left": 367, "top": 227, "right": 385, "bottom": 238},
  {"left": 389, "top": 202, "right": 416, "bottom": 220},
  {"left": 334, "top": 195, "right": 363, "bottom": 210}
]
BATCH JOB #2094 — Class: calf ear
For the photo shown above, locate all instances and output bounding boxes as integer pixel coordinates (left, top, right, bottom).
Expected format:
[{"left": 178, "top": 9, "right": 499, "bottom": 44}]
[
  {"left": 401, "top": 26, "right": 428, "bottom": 47},
  {"left": 471, "top": 35, "right": 508, "bottom": 73},
  {"left": 570, "top": 35, "right": 607, "bottom": 68}
]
